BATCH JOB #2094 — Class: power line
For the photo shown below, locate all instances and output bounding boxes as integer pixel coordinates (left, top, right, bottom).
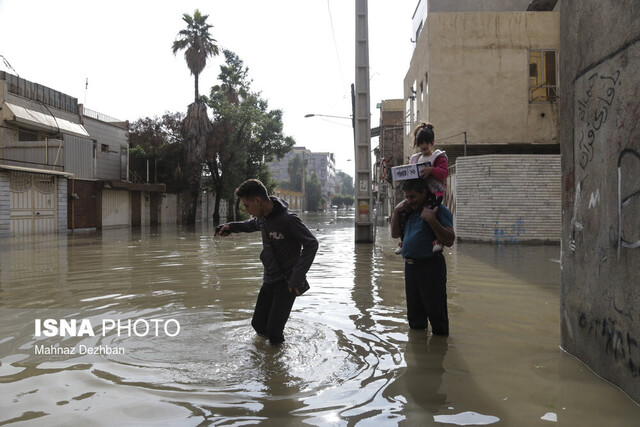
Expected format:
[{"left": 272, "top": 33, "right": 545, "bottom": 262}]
[{"left": 326, "top": 0, "right": 347, "bottom": 97}]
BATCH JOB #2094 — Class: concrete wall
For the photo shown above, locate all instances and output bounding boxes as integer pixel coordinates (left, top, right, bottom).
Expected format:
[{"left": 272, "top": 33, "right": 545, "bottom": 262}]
[
  {"left": 404, "top": 11, "right": 560, "bottom": 160},
  {"left": 82, "top": 116, "right": 127, "bottom": 181},
  {"left": 453, "top": 154, "right": 560, "bottom": 242},
  {"left": 428, "top": 0, "right": 534, "bottom": 13},
  {"left": 560, "top": 1, "right": 640, "bottom": 402}
]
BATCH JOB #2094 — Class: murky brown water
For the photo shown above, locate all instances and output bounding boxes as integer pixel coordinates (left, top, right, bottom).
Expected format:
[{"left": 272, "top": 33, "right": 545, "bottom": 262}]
[{"left": 0, "top": 211, "right": 638, "bottom": 425}]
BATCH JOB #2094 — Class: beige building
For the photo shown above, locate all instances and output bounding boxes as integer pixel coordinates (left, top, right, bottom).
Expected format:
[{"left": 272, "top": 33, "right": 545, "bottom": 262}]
[
  {"left": 374, "top": 99, "right": 405, "bottom": 218},
  {"left": 403, "top": 0, "right": 561, "bottom": 242}
]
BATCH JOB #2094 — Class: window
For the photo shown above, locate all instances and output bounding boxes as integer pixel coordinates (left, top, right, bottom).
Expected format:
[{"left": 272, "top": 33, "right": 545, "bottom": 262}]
[
  {"left": 528, "top": 50, "right": 557, "bottom": 103},
  {"left": 101, "top": 143, "right": 109, "bottom": 153}
]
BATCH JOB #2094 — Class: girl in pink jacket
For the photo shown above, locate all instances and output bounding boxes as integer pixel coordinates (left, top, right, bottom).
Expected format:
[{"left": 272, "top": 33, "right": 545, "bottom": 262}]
[{"left": 396, "top": 122, "right": 448, "bottom": 253}]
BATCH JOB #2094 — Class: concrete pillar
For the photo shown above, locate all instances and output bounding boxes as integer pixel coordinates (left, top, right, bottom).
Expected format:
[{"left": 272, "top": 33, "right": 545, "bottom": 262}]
[{"left": 560, "top": 0, "right": 640, "bottom": 403}]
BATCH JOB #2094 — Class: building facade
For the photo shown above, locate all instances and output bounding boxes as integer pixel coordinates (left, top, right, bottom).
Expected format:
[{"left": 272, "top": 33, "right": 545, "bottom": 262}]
[
  {"left": 268, "top": 146, "right": 310, "bottom": 188},
  {"left": 374, "top": 99, "right": 405, "bottom": 218},
  {"left": 403, "top": 0, "right": 561, "bottom": 242},
  {"left": 0, "top": 71, "right": 86, "bottom": 237},
  {"left": 267, "top": 146, "right": 338, "bottom": 208},
  {"left": 0, "top": 72, "right": 166, "bottom": 237},
  {"left": 307, "top": 151, "right": 337, "bottom": 200}
]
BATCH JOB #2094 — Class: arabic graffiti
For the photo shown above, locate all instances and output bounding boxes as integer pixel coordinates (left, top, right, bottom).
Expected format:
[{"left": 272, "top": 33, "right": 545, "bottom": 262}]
[
  {"left": 576, "top": 70, "right": 621, "bottom": 170},
  {"left": 579, "top": 311, "right": 640, "bottom": 376}
]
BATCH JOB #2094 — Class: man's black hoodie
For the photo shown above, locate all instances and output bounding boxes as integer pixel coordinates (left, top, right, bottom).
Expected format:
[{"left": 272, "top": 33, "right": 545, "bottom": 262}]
[{"left": 228, "top": 197, "right": 318, "bottom": 288}]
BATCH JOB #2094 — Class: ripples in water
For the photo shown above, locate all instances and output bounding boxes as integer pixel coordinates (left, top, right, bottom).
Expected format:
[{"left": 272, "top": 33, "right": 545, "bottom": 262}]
[{"left": 1, "top": 215, "right": 639, "bottom": 425}]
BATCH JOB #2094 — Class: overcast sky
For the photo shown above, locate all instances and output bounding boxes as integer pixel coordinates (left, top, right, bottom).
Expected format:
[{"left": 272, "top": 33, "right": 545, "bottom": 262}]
[{"left": 0, "top": 0, "right": 417, "bottom": 172}]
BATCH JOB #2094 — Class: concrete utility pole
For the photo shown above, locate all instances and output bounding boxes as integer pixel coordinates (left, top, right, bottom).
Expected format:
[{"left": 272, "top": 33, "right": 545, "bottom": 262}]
[{"left": 354, "top": 0, "right": 373, "bottom": 243}]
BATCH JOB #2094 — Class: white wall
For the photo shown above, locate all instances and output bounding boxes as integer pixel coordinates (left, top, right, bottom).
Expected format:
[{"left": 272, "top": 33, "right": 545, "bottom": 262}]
[{"left": 453, "top": 154, "right": 561, "bottom": 242}]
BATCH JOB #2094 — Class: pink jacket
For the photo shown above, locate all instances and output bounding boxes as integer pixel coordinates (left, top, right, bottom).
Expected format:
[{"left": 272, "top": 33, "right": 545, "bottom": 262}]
[{"left": 409, "top": 150, "right": 448, "bottom": 196}]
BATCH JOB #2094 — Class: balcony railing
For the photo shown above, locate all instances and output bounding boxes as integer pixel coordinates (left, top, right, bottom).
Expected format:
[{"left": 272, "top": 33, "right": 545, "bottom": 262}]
[{"left": 80, "top": 106, "right": 127, "bottom": 129}]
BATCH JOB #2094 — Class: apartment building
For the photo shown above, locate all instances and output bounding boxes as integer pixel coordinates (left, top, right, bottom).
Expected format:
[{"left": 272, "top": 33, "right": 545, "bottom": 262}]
[{"left": 404, "top": 0, "right": 561, "bottom": 242}]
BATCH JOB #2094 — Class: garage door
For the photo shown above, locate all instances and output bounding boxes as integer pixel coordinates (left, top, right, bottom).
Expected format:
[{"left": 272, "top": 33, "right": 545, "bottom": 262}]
[{"left": 10, "top": 172, "right": 57, "bottom": 236}]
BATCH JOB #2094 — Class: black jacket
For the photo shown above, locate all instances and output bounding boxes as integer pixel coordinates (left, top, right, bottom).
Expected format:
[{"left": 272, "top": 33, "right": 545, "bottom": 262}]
[{"left": 228, "top": 197, "right": 318, "bottom": 287}]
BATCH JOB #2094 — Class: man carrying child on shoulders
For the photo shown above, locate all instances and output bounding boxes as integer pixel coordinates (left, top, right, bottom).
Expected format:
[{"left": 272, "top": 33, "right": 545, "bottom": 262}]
[{"left": 391, "top": 178, "right": 455, "bottom": 336}]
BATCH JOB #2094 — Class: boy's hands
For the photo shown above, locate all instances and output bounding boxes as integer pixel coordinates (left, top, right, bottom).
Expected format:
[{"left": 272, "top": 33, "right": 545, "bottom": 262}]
[{"left": 215, "top": 224, "right": 231, "bottom": 237}]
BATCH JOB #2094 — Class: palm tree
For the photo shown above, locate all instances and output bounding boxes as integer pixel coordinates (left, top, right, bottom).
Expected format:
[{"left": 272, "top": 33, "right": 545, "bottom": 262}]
[
  {"left": 172, "top": 9, "right": 219, "bottom": 101},
  {"left": 172, "top": 10, "right": 219, "bottom": 224}
]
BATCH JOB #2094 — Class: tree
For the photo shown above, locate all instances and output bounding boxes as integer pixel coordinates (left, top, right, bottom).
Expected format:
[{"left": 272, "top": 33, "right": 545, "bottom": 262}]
[
  {"left": 287, "top": 154, "right": 304, "bottom": 192},
  {"left": 306, "top": 173, "right": 324, "bottom": 211},
  {"left": 171, "top": 9, "right": 219, "bottom": 102},
  {"left": 128, "top": 113, "right": 187, "bottom": 193},
  {"left": 336, "top": 171, "right": 355, "bottom": 196},
  {"left": 206, "top": 50, "right": 294, "bottom": 223},
  {"left": 172, "top": 9, "right": 220, "bottom": 224}
]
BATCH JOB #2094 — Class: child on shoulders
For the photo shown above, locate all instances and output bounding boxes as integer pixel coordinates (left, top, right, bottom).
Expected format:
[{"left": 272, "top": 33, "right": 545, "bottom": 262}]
[{"left": 396, "top": 122, "right": 448, "bottom": 254}]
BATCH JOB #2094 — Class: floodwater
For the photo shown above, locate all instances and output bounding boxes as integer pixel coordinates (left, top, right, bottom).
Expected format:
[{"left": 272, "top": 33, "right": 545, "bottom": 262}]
[{"left": 0, "top": 211, "right": 638, "bottom": 426}]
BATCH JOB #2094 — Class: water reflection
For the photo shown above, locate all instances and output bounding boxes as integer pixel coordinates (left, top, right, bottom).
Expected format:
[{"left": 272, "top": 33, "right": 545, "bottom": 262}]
[{"left": 0, "top": 212, "right": 639, "bottom": 425}]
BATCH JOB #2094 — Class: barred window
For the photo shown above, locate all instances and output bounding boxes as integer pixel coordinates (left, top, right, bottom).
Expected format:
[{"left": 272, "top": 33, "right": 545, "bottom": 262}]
[{"left": 528, "top": 50, "right": 558, "bottom": 103}]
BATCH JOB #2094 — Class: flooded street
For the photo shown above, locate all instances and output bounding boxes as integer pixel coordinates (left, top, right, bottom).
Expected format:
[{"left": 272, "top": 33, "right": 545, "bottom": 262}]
[{"left": 1, "top": 211, "right": 638, "bottom": 425}]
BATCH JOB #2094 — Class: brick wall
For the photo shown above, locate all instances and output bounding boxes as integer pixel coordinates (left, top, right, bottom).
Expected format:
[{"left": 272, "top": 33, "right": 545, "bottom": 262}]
[{"left": 452, "top": 154, "right": 561, "bottom": 243}]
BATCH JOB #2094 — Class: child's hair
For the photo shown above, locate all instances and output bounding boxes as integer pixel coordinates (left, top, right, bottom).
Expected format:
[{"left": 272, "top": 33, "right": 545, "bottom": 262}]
[{"left": 412, "top": 122, "right": 435, "bottom": 148}]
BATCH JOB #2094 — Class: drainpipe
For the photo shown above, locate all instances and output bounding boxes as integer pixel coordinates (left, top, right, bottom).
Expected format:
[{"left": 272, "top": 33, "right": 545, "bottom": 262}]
[{"left": 464, "top": 131, "right": 467, "bottom": 156}]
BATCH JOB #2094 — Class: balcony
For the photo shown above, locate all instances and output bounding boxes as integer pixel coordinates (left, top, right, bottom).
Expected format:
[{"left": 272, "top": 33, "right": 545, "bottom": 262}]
[{"left": 1, "top": 138, "right": 65, "bottom": 173}]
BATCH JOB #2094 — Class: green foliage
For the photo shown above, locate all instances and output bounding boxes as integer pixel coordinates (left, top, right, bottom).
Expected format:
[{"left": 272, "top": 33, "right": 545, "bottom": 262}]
[
  {"left": 128, "top": 112, "right": 189, "bottom": 193},
  {"left": 205, "top": 49, "right": 295, "bottom": 220},
  {"left": 287, "top": 154, "right": 304, "bottom": 192},
  {"left": 305, "top": 173, "right": 324, "bottom": 211},
  {"left": 331, "top": 194, "right": 355, "bottom": 208},
  {"left": 172, "top": 9, "right": 219, "bottom": 100},
  {"left": 336, "top": 171, "right": 355, "bottom": 196}
]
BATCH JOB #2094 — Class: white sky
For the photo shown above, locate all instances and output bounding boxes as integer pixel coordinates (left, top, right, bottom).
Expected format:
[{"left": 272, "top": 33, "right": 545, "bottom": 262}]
[{"left": 0, "top": 0, "right": 417, "bottom": 172}]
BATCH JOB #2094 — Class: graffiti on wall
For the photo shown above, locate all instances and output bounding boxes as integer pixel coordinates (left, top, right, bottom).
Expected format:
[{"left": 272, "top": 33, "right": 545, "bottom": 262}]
[
  {"left": 618, "top": 148, "right": 640, "bottom": 250},
  {"left": 576, "top": 70, "right": 621, "bottom": 170},
  {"left": 579, "top": 311, "right": 640, "bottom": 376},
  {"left": 493, "top": 218, "right": 525, "bottom": 243},
  {"left": 573, "top": 64, "right": 639, "bottom": 252}
]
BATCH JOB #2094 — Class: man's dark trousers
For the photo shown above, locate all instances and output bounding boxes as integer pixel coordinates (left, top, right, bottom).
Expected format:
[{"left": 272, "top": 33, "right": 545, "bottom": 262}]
[
  {"left": 251, "top": 279, "right": 296, "bottom": 344},
  {"left": 404, "top": 253, "right": 449, "bottom": 335}
]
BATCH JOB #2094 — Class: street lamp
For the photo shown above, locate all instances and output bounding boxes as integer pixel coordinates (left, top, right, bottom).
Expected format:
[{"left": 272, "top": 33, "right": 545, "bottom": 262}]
[{"left": 304, "top": 113, "right": 352, "bottom": 120}]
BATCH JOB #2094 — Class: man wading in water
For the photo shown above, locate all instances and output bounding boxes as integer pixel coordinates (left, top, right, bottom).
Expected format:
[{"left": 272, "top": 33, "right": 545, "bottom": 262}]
[
  {"left": 216, "top": 179, "right": 318, "bottom": 345},
  {"left": 391, "top": 178, "right": 455, "bottom": 335}
]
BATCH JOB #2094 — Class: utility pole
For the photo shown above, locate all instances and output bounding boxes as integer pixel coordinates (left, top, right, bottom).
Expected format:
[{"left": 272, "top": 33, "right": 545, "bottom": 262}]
[{"left": 354, "top": 0, "right": 373, "bottom": 243}]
